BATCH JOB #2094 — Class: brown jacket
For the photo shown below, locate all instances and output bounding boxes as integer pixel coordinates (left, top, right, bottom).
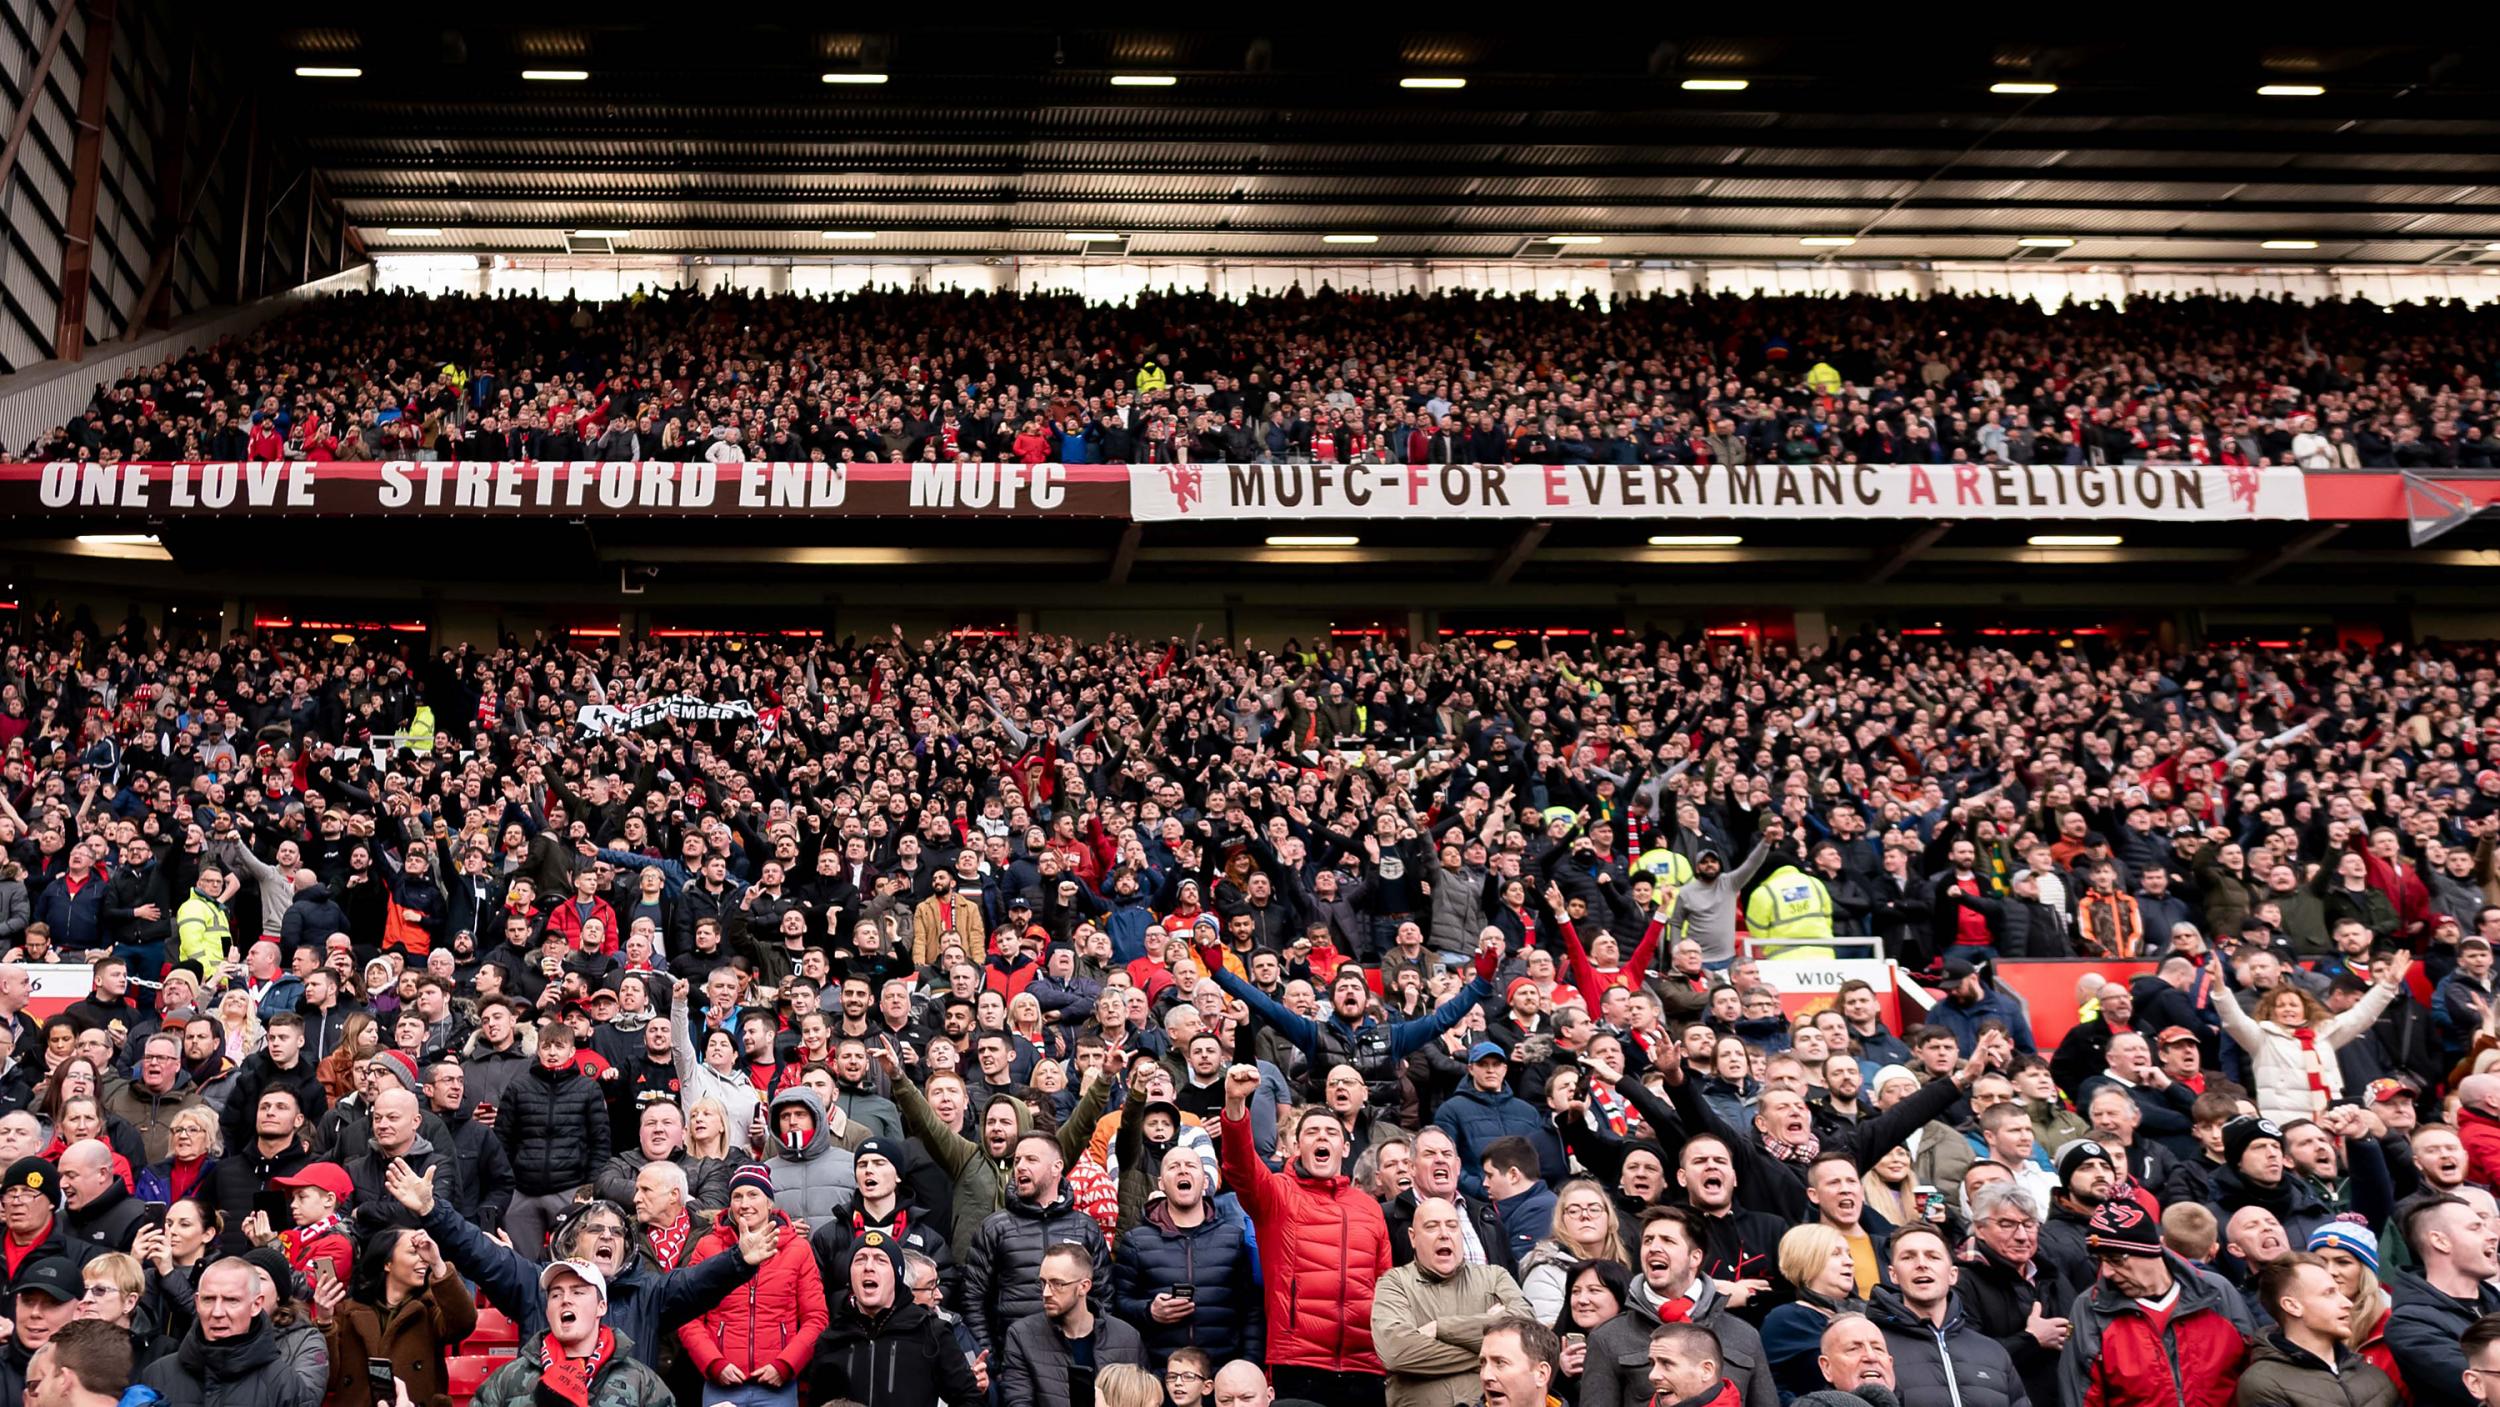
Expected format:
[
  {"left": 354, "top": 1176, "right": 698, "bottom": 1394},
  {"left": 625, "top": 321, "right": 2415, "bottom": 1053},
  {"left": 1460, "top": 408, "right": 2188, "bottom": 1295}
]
[
  {"left": 911, "top": 892, "right": 986, "bottom": 965},
  {"left": 325, "top": 1272, "right": 480, "bottom": 1407}
]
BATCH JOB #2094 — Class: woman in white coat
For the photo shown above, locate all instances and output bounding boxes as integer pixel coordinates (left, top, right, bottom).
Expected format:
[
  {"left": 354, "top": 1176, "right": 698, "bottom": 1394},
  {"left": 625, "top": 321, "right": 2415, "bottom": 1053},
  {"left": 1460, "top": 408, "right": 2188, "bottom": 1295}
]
[{"left": 2213, "top": 951, "right": 2412, "bottom": 1127}]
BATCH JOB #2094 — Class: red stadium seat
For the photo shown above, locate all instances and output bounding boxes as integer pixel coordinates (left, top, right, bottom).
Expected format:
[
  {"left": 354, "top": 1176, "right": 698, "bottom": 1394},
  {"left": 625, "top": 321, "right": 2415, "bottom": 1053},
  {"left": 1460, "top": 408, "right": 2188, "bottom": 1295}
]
[
  {"left": 468, "top": 1307, "right": 520, "bottom": 1348},
  {"left": 446, "top": 1355, "right": 502, "bottom": 1405}
]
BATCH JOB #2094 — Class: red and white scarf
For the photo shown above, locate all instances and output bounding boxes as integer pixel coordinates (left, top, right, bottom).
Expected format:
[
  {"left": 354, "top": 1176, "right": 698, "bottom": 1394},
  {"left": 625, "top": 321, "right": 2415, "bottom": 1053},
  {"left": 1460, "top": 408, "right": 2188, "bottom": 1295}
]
[
  {"left": 536, "top": 1326, "right": 617, "bottom": 1407},
  {"left": 645, "top": 1212, "right": 693, "bottom": 1270}
]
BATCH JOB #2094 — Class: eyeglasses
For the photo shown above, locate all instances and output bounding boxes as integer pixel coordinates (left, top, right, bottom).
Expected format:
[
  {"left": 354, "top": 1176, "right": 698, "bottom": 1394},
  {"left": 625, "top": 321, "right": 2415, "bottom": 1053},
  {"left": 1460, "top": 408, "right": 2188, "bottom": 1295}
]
[
  {"left": 1037, "top": 1277, "right": 1089, "bottom": 1292},
  {"left": 1982, "top": 1218, "right": 2038, "bottom": 1235},
  {"left": 1168, "top": 1373, "right": 1208, "bottom": 1385}
]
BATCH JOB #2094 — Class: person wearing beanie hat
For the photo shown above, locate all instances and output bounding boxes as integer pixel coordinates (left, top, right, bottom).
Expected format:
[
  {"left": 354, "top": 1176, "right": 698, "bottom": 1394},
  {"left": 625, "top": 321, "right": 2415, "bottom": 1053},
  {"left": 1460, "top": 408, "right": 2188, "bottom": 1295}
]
[
  {"left": 678, "top": 1155, "right": 826, "bottom": 1403},
  {"left": 1867, "top": 1066, "right": 1919, "bottom": 1105},
  {"left": 371, "top": 1048, "right": 420, "bottom": 1093},
  {"left": 2063, "top": 1198, "right": 2254, "bottom": 1407},
  {"left": 2035, "top": 1142, "right": 2116, "bottom": 1292},
  {"left": 2212, "top": 1114, "right": 2333, "bottom": 1249},
  {"left": 807, "top": 1134, "right": 954, "bottom": 1292},
  {"left": 0, "top": 1155, "right": 66, "bottom": 1298},
  {"left": 807, "top": 1225, "right": 985, "bottom": 1407}
]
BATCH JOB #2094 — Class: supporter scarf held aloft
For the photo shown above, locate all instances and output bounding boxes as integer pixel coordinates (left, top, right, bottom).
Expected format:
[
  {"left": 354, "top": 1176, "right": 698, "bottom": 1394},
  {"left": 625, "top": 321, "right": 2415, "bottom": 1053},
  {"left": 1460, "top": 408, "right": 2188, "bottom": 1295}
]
[{"left": 535, "top": 1326, "right": 617, "bottom": 1407}]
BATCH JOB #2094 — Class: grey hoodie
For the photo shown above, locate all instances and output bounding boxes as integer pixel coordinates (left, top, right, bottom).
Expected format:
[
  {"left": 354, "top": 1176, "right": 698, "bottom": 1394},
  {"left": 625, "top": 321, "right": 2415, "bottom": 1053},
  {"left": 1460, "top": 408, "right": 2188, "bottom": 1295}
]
[
  {"left": 762, "top": 1086, "right": 857, "bottom": 1223},
  {"left": 1669, "top": 838, "right": 1773, "bottom": 963}
]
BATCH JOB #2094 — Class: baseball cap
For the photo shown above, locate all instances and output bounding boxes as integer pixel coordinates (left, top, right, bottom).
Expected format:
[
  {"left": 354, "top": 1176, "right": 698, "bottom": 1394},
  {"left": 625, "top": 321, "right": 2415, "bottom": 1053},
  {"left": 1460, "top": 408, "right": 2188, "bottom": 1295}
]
[
  {"left": 9, "top": 1257, "right": 77, "bottom": 1304},
  {"left": 270, "top": 1162, "right": 354, "bottom": 1202},
  {"left": 2155, "top": 1026, "right": 2198, "bottom": 1047},
  {"left": 1465, "top": 1040, "right": 1509, "bottom": 1064},
  {"left": 539, "top": 1258, "right": 609, "bottom": 1302},
  {"left": 2365, "top": 1077, "right": 2414, "bottom": 1105}
]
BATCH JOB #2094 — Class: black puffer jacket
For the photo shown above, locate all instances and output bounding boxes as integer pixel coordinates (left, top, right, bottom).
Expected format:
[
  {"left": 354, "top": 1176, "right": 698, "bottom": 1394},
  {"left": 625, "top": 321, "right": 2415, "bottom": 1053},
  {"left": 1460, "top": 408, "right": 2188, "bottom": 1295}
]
[
  {"left": 806, "top": 1299, "right": 984, "bottom": 1407},
  {"left": 1864, "top": 1287, "right": 2025, "bottom": 1407},
  {"left": 499, "top": 1058, "right": 612, "bottom": 1194},
  {"left": 1109, "top": 1197, "right": 1264, "bottom": 1369},
  {"left": 960, "top": 1184, "right": 1110, "bottom": 1352}
]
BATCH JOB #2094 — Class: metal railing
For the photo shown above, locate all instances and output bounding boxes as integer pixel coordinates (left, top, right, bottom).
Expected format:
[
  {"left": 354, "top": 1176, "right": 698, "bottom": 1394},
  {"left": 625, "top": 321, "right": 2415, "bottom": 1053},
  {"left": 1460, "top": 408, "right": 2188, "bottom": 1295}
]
[{"left": 1741, "top": 934, "right": 1884, "bottom": 961}]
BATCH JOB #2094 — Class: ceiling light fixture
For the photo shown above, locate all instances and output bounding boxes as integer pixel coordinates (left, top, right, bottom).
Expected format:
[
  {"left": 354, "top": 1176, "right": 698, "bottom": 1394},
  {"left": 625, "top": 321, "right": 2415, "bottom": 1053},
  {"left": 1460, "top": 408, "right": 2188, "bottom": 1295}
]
[
  {"left": 2017, "top": 236, "right": 2077, "bottom": 248},
  {"left": 1648, "top": 535, "right": 1744, "bottom": 547},
  {"left": 1680, "top": 78, "right": 1749, "bottom": 91},
  {"left": 1323, "top": 234, "right": 1380, "bottom": 244},
  {"left": 820, "top": 72, "right": 889, "bottom": 84},
  {"left": 384, "top": 227, "right": 442, "bottom": 237},
  {"left": 1267, "top": 535, "right": 1360, "bottom": 547},
  {"left": 1400, "top": 76, "right": 1466, "bottom": 89},
  {"left": 2257, "top": 84, "right": 2325, "bottom": 96},
  {"left": 1800, "top": 236, "right": 1857, "bottom": 247},
  {"left": 1065, "top": 232, "right": 1121, "bottom": 242},
  {"left": 2260, "top": 239, "right": 2319, "bottom": 250},
  {"left": 2028, "top": 534, "right": 2124, "bottom": 547},
  {"left": 521, "top": 69, "right": 589, "bottom": 81},
  {"left": 1989, "top": 81, "right": 2058, "bottom": 95},
  {"left": 294, "top": 66, "right": 362, "bottom": 79},
  {"left": 571, "top": 228, "right": 630, "bottom": 239},
  {"left": 1547, "top": 235, "right": 1604, "bottom": 245},
  {"left": 74, "top": 534, "right": 158, "bottom": 546},
  {"left": 820, "top": 231, "right": 877, "bottom": 240},
  {"left": 1110, "top": 75, "right": 1177, "bottom": 87}
]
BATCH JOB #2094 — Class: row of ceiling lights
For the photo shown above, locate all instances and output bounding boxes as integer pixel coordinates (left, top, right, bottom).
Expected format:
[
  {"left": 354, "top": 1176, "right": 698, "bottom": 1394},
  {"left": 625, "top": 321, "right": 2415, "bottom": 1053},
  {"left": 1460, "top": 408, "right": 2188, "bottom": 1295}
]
[
  {"left": 314, "top": 62, "right": 2426, "bottom": 256},
  {"left": 295, "top": 67, "right": 2347, "bottom": 97},
  {"left": 1262, "top": 534, "right": 2124, "bottom": 548}
]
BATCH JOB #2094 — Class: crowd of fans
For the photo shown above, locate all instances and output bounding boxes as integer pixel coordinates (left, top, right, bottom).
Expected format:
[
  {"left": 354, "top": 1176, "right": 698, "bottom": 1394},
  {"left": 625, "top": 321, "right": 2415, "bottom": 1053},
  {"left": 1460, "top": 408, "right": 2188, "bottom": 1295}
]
[
  {"left": 21, "top": 284, "right": 2500, "bottom": 471},
  {"left": 0, "top": 598, "right": 2494, "bottom": 1407}
]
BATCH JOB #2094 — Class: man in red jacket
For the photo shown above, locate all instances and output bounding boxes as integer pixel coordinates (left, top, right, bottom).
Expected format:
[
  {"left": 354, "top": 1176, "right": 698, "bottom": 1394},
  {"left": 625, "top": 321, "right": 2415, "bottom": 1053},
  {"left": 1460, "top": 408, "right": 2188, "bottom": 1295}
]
[
  {"left": 2059, "top": 1198, "right": 2253, "bottom": 1407},
  {"left": 1217, "top": 1062, "right": 1390, "bottom": 1407}
]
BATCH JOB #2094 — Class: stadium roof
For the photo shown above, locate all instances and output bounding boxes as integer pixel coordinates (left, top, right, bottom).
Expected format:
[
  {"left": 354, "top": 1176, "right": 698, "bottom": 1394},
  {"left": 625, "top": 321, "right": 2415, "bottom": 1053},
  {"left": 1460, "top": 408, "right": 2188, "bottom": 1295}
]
[{"left": 234, "top": 19, "right": 2500, "bottom": 268}]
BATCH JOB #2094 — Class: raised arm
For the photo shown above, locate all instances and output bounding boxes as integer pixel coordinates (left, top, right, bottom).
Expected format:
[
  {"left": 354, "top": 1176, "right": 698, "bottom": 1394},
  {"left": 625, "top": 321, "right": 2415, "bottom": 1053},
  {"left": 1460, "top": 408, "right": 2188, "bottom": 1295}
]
[{"left": 1197, "top": 942, "right": 1320, "bottom": 1051}]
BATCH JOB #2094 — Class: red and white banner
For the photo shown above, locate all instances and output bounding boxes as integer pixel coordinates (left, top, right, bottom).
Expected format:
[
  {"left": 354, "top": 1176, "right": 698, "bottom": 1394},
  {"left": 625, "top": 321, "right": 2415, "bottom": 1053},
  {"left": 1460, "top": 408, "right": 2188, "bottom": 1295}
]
[
  {"left": 1128, "top": 461, "right": 2313, "bottom": 522},
  {"left": 1, "top": 460, "right": 2491, "bottom": 525}
]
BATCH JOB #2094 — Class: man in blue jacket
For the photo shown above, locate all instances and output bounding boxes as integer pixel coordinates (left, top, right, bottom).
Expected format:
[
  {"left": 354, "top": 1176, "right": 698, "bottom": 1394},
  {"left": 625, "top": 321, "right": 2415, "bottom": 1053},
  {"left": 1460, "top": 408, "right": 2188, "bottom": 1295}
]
[
  {"left": 1926, "top": 957, "right": 2038, "bottom": 1056},
  {"left": 1437, "top": 1046, "right": 1563, "bottom": 1195},
  {"left": 378, "top": 1151, "right": 764, "bottom": 1369},
  {"left": 1197, "top": 932, "right": 1496, "bottom": 1105}
]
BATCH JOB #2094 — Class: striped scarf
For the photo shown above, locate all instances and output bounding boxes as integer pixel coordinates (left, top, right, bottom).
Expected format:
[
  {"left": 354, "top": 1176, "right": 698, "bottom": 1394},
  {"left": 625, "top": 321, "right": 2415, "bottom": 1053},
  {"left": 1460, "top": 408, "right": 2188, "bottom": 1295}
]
[{"left": 645, "top": 1211, "right": 692, "bottom": 1270}]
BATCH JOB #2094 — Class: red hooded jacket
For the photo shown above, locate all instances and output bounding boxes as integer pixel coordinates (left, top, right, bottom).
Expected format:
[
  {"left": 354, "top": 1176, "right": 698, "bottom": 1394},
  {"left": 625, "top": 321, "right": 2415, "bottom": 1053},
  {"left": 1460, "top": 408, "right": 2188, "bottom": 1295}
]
[
  {"left": 677, "top": 1215, "right": 829, "bottom": 1383},
  {"left": 1216, "top": 1105, "right": 1390, "bottom": 1375}
]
